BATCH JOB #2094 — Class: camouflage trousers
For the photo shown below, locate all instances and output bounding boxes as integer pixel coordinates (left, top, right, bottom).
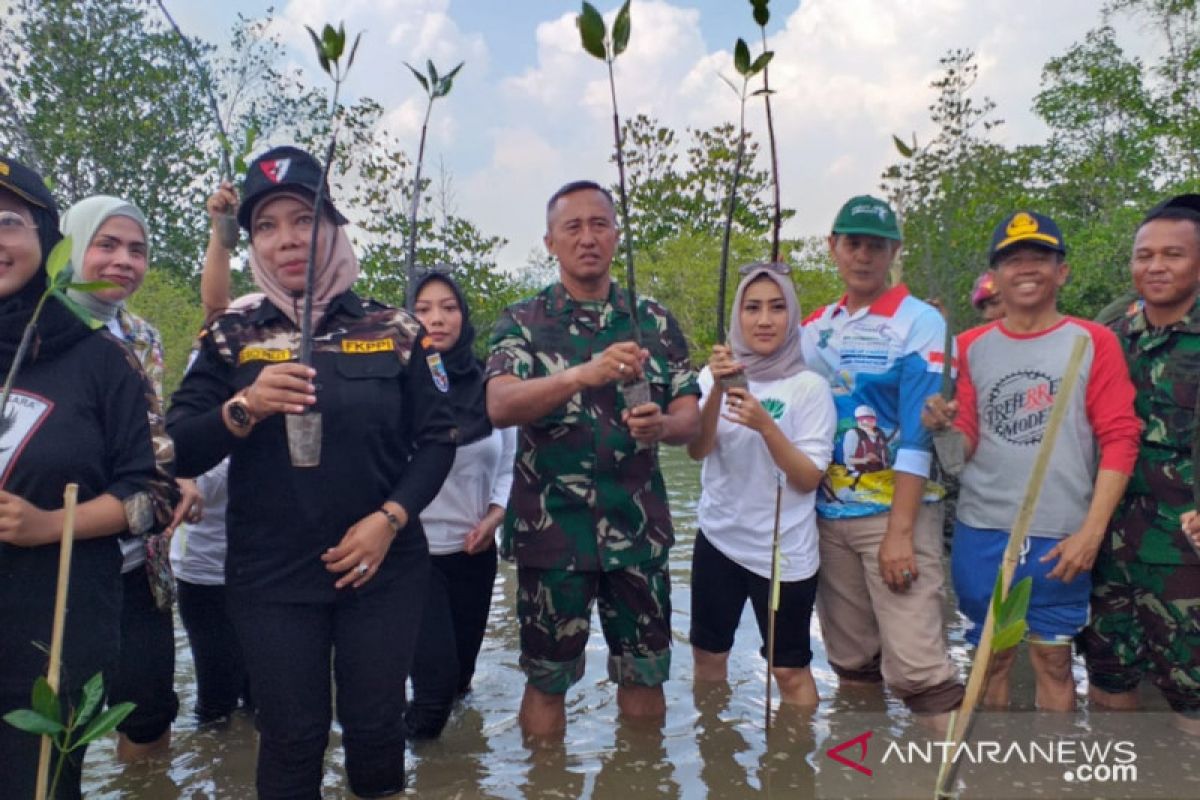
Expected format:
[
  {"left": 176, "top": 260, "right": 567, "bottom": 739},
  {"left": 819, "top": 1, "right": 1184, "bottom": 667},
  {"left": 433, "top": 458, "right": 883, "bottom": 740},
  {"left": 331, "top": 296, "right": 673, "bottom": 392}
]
[
  {"left": 1080, "top": 554, "right": 1200, "bottom": 716},
  {"left": 516, "top": 558, "right": 672, "bottom": 695}
]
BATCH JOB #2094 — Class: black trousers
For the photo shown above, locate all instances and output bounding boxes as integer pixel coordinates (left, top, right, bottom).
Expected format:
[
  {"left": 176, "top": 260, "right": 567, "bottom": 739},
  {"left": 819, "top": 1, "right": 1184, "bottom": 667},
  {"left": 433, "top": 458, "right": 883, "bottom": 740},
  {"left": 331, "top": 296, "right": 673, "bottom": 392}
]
[
  {"left": 176, "top": 579, "right": 251, "bottom": 723},
  {"left": 109, "top": 569, "right": 179, "bottom": 743},
  {"left": 230, "top": 545, "right": 428, "bottom": 800},
  {"left": 406, "top": 547, "right": 497, "bottom": 739}
]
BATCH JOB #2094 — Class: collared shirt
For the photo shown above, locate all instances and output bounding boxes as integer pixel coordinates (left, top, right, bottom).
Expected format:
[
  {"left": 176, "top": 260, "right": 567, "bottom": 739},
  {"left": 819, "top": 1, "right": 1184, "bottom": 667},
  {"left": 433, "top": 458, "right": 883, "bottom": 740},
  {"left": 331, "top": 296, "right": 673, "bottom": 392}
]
[
  {"left": 486, "top": 280, "right": 698, "bottom": 572},
  {"left": 167, "top": 291, "right": 458, "bottom": 600},
  {"left": 800, "top": 284, "right": 947, "bottom": 519},
  {"left": 1106, "top": 297, "right": 1200, "bottom": 565}
]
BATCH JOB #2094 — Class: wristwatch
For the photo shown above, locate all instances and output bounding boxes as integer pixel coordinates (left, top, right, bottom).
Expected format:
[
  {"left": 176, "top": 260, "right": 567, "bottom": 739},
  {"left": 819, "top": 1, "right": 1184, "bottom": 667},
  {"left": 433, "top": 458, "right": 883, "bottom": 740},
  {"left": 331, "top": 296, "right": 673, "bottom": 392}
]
[{"left": 225, "top": 391, "right": 255, "bottom": 431}]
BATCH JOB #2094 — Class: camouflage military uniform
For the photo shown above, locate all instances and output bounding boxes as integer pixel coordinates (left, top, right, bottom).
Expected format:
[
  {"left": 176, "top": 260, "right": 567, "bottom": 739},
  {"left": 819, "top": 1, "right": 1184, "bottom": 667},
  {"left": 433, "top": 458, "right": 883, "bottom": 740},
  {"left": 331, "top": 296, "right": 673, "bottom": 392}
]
[
  {"left": 486, "top": 280, "right": 698, "bottom": 693},
  {"left": 1081, "top": 299, "right": 1200, "bottom": 715}
]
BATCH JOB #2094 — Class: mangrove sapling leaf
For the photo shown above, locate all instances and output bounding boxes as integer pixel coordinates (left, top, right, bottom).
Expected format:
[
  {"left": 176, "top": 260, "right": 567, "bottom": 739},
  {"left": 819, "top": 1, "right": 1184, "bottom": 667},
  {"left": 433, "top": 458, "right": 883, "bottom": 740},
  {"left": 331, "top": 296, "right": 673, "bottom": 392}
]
[
  {"left": 407, "top": 64, "right": 430, "bottom": 93},
  {"left": 734, "top": 39, "right": 751, "bottom": 75},
  {"left": 72, "top": 702, "right": 136, "bottom": 750},
  {"left": 437, "top": 62, "right": 465, "bottom": 97},
  {"left": 32, "top": 676, "right": 60, "bottom": 725},
  {"left": 612, "top": 0, "right": 632, "bottom": 56},
  {"left": 751, "top": 1, "right": 770, "bottom": 27},
  {"left": 578, "top": 3, "right": 608, "bottom": 60},
  {"left": 892, "top": 133, "right": 914, "bottom": 158},
  {"left": 991, "top": 620, "right": 1028, "bottom": 653},
  {"left": 750, "top": 51, "right": 773, "bottom": 74},
  {"left": 3, "top": 708, "right": 64, "bottom": 737},
  {"left": 989, "top": 574, "right": 1033, "bottom": 653},
  {"left": 74, "top": 673, "right": 105, "bottom": 730},
  {"left": 427, "top": 59, "right": 439, "bottom": 86}
]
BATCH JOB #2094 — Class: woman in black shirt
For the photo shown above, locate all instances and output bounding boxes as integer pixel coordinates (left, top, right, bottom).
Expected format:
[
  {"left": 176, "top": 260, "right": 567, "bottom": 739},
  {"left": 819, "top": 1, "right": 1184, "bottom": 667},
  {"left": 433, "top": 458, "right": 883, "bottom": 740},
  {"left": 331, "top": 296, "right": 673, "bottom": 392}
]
[
  {"left": 0, "top": 157, "right": 175, "bottom": 798},
  {"left": 168, "top": 146, "right": 457, "bottom": 799}
]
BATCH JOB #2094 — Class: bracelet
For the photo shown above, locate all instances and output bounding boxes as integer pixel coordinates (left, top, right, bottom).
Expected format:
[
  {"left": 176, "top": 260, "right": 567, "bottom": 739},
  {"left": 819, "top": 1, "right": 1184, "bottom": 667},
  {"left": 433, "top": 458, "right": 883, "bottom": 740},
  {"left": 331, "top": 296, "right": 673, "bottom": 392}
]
[{"left": 379, "top": 508, "right": 403, "bottom": 535}]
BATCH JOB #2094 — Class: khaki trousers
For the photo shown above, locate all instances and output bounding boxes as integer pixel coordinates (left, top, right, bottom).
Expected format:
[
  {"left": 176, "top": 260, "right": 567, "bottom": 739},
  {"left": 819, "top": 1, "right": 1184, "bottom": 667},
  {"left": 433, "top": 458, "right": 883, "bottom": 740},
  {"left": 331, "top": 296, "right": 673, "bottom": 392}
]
[{"left": 816, "top": 503, "right": 963, "bottom": 714}]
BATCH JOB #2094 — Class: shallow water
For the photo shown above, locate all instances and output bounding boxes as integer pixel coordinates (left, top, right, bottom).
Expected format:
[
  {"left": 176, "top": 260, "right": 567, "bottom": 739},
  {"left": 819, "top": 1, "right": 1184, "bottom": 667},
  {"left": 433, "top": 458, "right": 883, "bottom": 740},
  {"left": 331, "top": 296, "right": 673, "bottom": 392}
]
[{"left": 78, "top": 447, "right": 1196, "bottom": 799}]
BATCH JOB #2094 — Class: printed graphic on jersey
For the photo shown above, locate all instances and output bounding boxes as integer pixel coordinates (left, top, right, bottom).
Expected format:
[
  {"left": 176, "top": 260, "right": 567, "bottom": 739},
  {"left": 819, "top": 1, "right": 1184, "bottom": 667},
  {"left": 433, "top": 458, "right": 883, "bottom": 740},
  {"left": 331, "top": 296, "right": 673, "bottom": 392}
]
[
  {"left": 0, "top": 391, "right": 53, "bottom": 483},
  {"left": 984, "top": 370, "right": 1061, "bottom": 446}
]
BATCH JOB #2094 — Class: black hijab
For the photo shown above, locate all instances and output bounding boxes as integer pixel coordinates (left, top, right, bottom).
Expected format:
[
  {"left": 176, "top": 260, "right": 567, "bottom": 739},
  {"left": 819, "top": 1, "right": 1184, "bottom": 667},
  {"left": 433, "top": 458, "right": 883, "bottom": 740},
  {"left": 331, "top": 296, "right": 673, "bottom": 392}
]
[
  {"left": 410, "top": 271, "right": 492, "bottom": 447},
  {"left": 0, "top": 158, "right": 93, "bottom": 373}
]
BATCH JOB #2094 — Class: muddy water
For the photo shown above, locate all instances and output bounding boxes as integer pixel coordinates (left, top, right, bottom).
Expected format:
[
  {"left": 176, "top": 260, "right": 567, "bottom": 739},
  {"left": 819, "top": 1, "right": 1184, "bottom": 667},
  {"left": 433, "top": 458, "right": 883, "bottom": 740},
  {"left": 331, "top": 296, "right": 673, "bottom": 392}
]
[{"left": 80, "top": 447, "right": 1195, "bottom": 799}]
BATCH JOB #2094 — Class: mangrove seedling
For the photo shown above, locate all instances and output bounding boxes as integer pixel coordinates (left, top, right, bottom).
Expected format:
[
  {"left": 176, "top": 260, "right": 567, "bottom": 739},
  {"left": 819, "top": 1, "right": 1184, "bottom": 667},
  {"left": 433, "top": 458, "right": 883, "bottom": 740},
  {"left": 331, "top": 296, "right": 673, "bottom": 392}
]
[
  {"left": 155, "top": 0, "right": 258, "bottom": 249},
  {"left": 577, "top": 0, "right": 651, "bottom": 408},
  {"left": 403, "top": 59, "right": 464, "bottom": 311},
  {"left": 284, "top": 21, "right": 360, "bottom": 468},
  {"left": 4, "top": 671, "right": 135, "bottom": 799},
  {"left": 714, "top": 39, "right": 772, "bottom": 348},
  {"left": 750, "top": 0, "right": 782, "bottom": 262}
]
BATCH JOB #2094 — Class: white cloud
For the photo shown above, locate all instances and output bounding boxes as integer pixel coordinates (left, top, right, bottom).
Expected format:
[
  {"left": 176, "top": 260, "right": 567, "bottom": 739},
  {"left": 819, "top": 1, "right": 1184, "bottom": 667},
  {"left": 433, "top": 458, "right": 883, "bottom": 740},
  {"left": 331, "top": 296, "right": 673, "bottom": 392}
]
[{"left": 268, "top": 0, "right": 1154, "bottom": 271}]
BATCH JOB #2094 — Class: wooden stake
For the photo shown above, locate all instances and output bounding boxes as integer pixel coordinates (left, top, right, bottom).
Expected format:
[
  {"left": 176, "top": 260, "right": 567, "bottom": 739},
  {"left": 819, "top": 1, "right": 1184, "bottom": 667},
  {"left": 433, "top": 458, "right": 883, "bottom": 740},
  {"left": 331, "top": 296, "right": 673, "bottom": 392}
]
[
  {"left": 36, "top": 483, "right": 78, "bottom": 800},
  {"left": 765, "top": 478, "right": 783, "bottom": 732},
  {"left": 934, "top": 335, "right": 1089, "bottom": 799}
]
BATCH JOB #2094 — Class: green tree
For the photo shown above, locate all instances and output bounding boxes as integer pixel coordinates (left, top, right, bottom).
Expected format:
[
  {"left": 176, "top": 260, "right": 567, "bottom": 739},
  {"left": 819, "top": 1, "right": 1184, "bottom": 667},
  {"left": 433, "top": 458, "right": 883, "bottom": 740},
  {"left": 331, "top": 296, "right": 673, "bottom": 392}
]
[
  {"left": 617, "top": 114, "right": 785, "bottom": 254},
  {"left": 0, "top": 0, "right": 212, "bottom": 276}
]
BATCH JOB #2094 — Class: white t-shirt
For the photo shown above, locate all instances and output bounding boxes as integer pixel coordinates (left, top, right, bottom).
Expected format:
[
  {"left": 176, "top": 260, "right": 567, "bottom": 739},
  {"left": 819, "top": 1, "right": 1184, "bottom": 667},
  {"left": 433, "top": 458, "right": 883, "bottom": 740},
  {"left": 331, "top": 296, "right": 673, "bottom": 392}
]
[
  {"left": 696, "top": 367, "right": 836, "bottom": 581},
  {"left": 169, "top": 459, "right": 229, "bottom": 585},
  {"left": 421, "top": 427, "right": 517, "bottom": 556}
]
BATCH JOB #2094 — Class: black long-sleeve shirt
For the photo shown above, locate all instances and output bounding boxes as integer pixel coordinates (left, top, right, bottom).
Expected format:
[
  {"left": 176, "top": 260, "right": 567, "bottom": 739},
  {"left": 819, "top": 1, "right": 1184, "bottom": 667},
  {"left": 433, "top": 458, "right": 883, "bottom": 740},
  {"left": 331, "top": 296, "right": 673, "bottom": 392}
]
[
  {"left": 0, "top": 330, "right": 173, "bottom": 695},
  {"left": 167, "top": 292, "right": 457, "bottom": 602}
]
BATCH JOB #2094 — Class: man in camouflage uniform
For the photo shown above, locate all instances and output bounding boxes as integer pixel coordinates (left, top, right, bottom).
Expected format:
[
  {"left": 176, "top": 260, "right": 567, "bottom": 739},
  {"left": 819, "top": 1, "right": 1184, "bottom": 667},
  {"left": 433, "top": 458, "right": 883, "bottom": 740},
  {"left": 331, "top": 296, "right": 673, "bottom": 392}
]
[
  {"left": 1082, "top": 193, "right": 1200, "bottom": 734},
  {"left": 486, "top": 180, "right": 700, "bottom": 737}
]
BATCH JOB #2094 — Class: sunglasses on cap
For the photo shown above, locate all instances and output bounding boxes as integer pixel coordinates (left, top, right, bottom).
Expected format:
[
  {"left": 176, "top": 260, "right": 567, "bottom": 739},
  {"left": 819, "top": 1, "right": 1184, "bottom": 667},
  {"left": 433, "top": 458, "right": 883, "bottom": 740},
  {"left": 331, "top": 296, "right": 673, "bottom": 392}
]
[
  {"left": 738, "top": 261, "right": 791, "bottom": 275},
  {"left": 414, "top": 263, "right": 455, "bottom": 278}
]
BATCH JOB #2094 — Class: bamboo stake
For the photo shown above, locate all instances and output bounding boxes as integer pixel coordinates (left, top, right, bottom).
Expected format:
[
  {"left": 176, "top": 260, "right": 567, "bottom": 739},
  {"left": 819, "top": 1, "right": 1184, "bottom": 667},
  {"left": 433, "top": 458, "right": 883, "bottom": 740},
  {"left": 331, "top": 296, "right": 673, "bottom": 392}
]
[
  {"left": 764, "top": 474, "right": 783, "bottom": 732},
  {"left": 35, "top": 483, "right": 79, "bottom": 800},
  {"left": 934, "top": 335, "right": 1089, "bottom": 799}
]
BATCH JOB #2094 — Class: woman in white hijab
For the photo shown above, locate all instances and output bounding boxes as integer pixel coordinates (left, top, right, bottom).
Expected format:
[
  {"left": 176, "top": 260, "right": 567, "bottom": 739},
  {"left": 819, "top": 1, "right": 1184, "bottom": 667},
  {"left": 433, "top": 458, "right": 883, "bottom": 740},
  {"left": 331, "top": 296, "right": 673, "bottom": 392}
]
[
  {"left": 686, "top": 263, "right": 837, "bottom": 707},
  {"left": 60, "top": 196, "right": 196, "bottom": 760}
]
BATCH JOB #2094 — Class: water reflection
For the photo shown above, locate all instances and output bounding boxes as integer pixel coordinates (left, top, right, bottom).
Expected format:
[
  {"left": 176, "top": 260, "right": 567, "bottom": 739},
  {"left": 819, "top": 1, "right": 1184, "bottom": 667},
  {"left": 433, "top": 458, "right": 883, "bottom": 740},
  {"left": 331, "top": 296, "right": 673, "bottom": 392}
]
[{"left": 77, "top": 447, "right": 1194, "bottom": 799}]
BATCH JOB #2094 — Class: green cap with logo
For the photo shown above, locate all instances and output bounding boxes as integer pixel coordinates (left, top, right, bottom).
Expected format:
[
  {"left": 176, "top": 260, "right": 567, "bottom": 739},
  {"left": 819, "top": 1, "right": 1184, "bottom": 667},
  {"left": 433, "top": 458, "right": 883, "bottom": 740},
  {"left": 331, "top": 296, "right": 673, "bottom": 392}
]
[{"left": 831, "top": 194, "right": 902, "bottom": 241}]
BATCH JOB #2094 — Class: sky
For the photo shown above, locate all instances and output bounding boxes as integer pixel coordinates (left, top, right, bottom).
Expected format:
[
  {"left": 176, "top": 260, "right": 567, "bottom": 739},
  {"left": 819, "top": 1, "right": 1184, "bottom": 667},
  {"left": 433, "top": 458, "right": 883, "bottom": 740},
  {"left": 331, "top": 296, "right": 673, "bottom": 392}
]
[{"left": 163, "top": 0, "right": 1157, "bottom": 272}]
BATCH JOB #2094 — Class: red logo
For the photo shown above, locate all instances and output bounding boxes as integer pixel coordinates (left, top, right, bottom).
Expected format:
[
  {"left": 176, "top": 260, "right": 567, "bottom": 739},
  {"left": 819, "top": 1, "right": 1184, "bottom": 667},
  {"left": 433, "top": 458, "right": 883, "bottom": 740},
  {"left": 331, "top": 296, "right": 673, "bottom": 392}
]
[
  {"left": 259, "top": 158, "right": 291, "bottom": 183},
  {"left": 826, "top": 730, "right": 873, "bottom": 776}
]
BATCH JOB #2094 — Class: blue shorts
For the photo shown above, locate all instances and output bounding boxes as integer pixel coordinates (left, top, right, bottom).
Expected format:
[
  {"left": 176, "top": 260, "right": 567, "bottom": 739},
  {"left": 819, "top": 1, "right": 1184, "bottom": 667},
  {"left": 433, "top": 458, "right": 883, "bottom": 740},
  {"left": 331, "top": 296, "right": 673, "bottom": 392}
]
[{"left": 951, "top": 521, "right": 1090, "bottom": 647}]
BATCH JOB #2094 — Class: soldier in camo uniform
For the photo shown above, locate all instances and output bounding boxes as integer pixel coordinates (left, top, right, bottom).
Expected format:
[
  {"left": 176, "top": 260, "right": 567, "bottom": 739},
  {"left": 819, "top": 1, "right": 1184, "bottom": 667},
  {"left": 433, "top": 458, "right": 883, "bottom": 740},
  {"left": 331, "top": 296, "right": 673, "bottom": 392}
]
[
  {"left": 1082, "top": 193, "right": 1200, "bottom": 735},
  {"left": 486, "top": 180, "right": 700, "bottom": 737},
  {"left": 168, "top": 146, "right": 458, "bottom": 796}
]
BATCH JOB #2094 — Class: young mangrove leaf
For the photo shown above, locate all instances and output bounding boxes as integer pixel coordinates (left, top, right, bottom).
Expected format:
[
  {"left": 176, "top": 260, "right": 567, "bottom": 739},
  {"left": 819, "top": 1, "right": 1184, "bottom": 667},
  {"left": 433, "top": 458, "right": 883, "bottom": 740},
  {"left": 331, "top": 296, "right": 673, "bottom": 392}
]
[
  {"left": 437, "top": 62, "right": 465, "bottom": 97},
  {"left": 45, "top": 236, "right": 72, "bottom": 282},
  {"left": 612, "top": 0, "right": 632, "bottom": 56},
  {"left": 32, "top": 676, "right": 60, "bottom": 727},
  {"left": 991, "top": 619, "right": 1028, "bottom": 653},
  {"left": 750, "top": 50, "right": 773, "bottom": 75},
  {"left": 406, "top": 63, "right": 430, "bottom": 93},
  {"left": 578, "top": 3, "right": 608, "bottom": 60},
  {"left": 892, "top": 133, "right": 914, "bottom": 158},
  {"left": 72, "top": 702, "right": 136, "bottom": 751},
  {"left": 347, "top": 33, "right": 362, "bottom": 70},
  {"left": 734, "top": 38, "right": 751, "bottom": 76},
  {"left": 751, "top": 0, "right": 770, "bottom": 27},
  {"left": 2, "top": 708, "right": 64, "bottom": 737},
  {"left": 75, "top": 673, "right": 105, "bottom": 729},
  {"left": 427, "top": 59, "right": 439, "bottom": 86}
]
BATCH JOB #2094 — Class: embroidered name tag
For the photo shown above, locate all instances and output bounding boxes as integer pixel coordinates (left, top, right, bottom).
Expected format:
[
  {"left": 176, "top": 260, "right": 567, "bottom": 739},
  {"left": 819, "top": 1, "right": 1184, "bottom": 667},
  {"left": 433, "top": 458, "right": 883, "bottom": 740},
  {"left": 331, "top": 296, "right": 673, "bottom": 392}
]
[
  {"left": 238, "top": 347, "right": 294, "bottom": 364},
  {"left": 342, "top": 339, "right": 396, "bottom": 354}
]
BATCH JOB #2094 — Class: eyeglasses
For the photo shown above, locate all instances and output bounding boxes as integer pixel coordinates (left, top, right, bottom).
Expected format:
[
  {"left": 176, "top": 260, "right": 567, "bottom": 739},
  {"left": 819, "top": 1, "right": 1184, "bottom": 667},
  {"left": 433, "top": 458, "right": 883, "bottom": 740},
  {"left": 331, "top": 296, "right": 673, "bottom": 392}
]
[
  {"left": 738, "top": 261, "right": 791, "bottom": 275},
  {"left": 0, "top": 210, "right": 37, "bottom": 239},
  {"left": 414, "top": 263, "right": 455, "bottom": 278}
]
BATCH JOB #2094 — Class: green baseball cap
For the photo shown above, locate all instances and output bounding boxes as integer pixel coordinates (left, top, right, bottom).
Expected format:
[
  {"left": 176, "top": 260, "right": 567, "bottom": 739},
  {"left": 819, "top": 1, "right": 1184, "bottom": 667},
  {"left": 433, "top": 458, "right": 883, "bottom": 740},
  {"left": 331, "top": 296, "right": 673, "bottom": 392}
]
[{"left": 831, "top": 195, "right": 902, "bottom": 241}]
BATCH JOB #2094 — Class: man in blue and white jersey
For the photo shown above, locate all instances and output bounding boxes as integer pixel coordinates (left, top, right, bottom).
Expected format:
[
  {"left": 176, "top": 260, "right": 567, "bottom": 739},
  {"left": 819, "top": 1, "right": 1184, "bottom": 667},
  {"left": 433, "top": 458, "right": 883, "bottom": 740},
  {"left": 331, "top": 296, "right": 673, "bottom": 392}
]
[{"left": 801, "top": 195, "right": 963, "bottom": 717}]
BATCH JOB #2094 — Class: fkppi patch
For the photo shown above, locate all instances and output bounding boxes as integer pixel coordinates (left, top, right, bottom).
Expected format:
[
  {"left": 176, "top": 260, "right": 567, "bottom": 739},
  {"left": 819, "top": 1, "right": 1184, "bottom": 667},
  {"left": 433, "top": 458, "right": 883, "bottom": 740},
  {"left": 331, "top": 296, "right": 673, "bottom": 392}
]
[{"left": 427, "top": 352, "right": 450, "bottom": 393}]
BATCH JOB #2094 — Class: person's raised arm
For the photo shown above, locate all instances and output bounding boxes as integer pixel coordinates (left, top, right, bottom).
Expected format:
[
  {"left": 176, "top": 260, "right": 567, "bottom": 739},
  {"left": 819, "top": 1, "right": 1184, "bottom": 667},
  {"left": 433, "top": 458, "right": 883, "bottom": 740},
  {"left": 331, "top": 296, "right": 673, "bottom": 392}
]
[{"left": 201, "top": 181, "right": 238, "bottom": 319}]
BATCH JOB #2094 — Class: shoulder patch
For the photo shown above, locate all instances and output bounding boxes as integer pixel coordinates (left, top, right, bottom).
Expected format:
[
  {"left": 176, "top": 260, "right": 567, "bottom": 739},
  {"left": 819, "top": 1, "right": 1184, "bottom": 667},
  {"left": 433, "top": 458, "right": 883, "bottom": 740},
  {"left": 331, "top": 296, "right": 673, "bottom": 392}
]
[{"left": 427, "top": 351, "right": 450, "bottom": 393}]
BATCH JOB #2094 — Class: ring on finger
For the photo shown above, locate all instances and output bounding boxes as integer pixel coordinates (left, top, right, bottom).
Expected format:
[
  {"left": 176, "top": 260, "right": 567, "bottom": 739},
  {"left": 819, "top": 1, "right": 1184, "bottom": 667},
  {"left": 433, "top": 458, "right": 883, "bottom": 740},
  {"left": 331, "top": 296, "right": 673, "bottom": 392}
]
[
  {"left": 618, "top": 362, "right": 626, "bottom": 373},
  {"left": 356, "top": 562, "right": 370, "bottom": 576}
]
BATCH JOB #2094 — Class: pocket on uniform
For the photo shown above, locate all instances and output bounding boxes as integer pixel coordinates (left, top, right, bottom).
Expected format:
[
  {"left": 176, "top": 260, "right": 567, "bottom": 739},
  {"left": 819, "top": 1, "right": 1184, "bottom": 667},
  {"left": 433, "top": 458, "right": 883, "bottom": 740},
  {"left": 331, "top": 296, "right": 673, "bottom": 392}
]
[{"left": 332, "top": 353, "right": 403, "bottom": 419}]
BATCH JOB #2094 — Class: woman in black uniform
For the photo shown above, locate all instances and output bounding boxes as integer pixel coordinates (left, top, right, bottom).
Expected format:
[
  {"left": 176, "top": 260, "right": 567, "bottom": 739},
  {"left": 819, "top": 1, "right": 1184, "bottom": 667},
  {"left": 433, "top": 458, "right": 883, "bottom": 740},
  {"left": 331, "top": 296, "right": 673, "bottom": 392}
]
[
  {"left": 0, "top": 156, "right": 176, "bottom": 799},
  {"left": 167, "top": 145, "right": 457, "bottom": 799}
]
